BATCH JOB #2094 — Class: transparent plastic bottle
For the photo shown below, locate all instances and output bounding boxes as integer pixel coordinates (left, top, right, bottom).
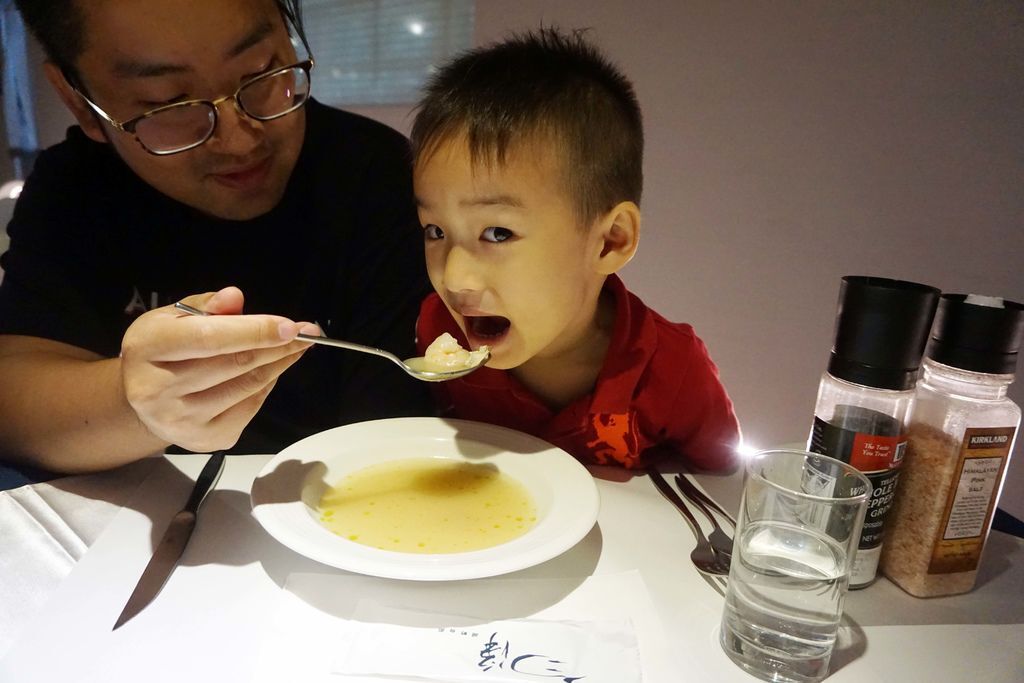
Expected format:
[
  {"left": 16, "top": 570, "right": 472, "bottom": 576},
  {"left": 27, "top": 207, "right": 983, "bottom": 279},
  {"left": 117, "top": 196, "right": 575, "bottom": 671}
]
[
  {"left": 807, "top": 276, "right": 939, "bottom": 589},
  {"left": 881, "top": 294, "right": 1023, "bottom": 597}
]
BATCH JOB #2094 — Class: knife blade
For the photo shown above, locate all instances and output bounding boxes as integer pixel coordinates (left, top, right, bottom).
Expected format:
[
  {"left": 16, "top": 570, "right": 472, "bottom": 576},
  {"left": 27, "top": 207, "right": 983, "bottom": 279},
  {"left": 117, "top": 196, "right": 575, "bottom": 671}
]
[{"left": 112, "top": 450, "right": 226, "bottom": 630}]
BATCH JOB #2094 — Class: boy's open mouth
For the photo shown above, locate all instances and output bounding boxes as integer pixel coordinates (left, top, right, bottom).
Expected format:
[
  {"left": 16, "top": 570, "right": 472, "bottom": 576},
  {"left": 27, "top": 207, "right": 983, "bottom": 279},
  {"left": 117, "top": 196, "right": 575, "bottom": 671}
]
[{"left": 467, "top": 315, "right": 511, "bottom": 339}]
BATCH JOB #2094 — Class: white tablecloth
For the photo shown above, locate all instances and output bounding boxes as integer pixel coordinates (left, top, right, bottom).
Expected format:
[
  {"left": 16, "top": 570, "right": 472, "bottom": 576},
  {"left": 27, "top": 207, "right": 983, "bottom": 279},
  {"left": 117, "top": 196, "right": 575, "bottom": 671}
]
[
  {"left": 0, "top": 458, "right": 156, "bottom": 656},
  {"left": 1, "top": 453, "right": 1022, "bottom": 682}
]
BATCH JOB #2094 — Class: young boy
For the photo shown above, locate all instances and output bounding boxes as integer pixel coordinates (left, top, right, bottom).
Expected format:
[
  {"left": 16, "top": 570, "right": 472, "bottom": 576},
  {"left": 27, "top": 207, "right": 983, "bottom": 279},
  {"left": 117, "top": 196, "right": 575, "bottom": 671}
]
[{"left": 411, "top": 28, "right": 741, "bottom": 471}]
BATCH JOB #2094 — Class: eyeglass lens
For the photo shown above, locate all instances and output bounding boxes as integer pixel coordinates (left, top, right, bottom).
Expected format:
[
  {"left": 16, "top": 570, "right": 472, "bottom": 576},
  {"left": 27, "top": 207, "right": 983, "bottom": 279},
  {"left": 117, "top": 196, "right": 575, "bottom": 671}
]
[{"left": 133, "top": 66, "right": 311, "bottom": 153}]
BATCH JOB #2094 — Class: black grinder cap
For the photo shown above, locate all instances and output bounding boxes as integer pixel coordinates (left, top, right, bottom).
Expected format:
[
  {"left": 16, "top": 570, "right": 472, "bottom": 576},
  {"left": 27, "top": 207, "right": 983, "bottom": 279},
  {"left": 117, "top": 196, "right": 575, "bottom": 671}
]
[
  {"left": 827, "top": 276, "right": 940, "bottom": 391},
  {"left": 926, "top": 294, "right": 1024, "bottom": 375}
]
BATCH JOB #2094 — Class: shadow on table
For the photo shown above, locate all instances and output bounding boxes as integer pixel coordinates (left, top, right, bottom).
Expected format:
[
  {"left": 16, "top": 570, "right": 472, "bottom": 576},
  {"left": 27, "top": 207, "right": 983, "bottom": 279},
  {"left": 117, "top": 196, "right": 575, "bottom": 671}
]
[
  {"left": 43, "top": 457, "right": 164, "bottom": 505},
  {"left": 186, "top": 488, "right": 603, "bottom": 625},
  {"left": 69, "top": 455, "right": 326, "bottom": 577},
  {"left": 829, "top": 612, "right": 868, "bottom": 676},
  {"left": 9, "top": 456, "right": 180, "bottom": 551},
  {"left": 972, "top": 530, "right": 1021, "bottom": 592},
  {"left": 25, "top": 455, "right": 329, "bottom": 576},
  {"left": 250, "top": 457, "right": 327, "bottom": 507},
  {"left": 285, "top": 525, "right": 602, "bottom": 627},
  {"left": 843, "top": 529, "right": 1024, "bottom": 626},
  {"left": 0, "top": 460, "right": 59, "bottom": 491},
  {"left": 170, "top": 452, "right": 603, "bottom": 625}
]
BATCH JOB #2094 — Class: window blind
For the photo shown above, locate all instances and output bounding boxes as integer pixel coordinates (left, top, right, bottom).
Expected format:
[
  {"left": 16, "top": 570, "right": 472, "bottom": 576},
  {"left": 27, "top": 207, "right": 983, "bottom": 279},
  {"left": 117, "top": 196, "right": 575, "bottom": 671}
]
[{"left": 302, "top": 0, "right": 474, "bottom": 106}]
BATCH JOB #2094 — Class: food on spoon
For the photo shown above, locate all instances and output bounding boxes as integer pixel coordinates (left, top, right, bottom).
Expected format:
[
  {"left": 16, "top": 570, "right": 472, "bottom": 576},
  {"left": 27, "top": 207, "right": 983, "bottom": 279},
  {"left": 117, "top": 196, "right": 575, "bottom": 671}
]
[{"left": 421, "top": 332, "right": 489, "bottom": 372}]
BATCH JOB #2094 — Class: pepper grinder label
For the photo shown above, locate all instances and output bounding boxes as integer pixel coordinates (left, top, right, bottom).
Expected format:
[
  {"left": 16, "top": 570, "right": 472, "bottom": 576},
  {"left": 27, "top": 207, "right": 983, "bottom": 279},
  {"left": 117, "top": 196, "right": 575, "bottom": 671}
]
[{"left": 809, "top": 413, "right": 907, "bottom": 586}]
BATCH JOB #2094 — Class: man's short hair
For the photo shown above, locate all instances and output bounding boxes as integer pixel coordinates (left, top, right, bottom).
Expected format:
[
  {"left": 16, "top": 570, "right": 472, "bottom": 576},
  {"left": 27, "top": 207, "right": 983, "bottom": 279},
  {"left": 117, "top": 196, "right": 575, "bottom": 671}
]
[
  {"left": 411, "top": 27, "right": 644, "bottom": 226},
  {"left": 14, "top": 0, "right": 305, "bottom": 72}
]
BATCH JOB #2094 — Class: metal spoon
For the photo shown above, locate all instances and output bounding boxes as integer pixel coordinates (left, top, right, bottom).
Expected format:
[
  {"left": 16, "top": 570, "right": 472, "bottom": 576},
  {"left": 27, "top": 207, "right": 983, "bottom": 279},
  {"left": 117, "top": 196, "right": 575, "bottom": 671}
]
[
  {"left": 648, "top": 468, "right": 730, "bottom": 576},
  {"left": 173, "top": 301, "right": 488, "bottom": 382},
  {"left": 674, "top": 474, "right": 735, "bottom": 558},
  {"left": 674, "top": 473, "right": 736, "bottom": 526}
]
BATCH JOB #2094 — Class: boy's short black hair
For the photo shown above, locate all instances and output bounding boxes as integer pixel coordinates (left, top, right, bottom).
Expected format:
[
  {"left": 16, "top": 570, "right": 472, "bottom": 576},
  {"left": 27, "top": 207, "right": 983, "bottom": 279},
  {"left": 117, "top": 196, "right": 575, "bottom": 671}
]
[
  {"left": 13, "top": 0, "right": 305, "bottom": 72},
  {"left": 411, "top": 27, "right": 643, "bottom": 225}
]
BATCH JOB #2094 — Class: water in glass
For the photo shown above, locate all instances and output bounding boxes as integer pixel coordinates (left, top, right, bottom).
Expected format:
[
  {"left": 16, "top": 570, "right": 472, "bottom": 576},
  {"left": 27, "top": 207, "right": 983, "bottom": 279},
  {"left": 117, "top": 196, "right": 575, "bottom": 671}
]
[{"left": 721, "top": 520, "right": 848, "bottom": 683}]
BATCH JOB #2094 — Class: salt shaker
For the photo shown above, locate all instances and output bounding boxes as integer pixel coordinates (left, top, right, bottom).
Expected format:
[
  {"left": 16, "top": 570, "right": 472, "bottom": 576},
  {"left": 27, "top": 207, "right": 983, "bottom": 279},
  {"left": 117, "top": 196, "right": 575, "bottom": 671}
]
[
  {"left": 807, "top": 275, "right": 939, "bottom": 589},
  {"left": 881, "top": 294, "right": 1024, "bottom": 597}
]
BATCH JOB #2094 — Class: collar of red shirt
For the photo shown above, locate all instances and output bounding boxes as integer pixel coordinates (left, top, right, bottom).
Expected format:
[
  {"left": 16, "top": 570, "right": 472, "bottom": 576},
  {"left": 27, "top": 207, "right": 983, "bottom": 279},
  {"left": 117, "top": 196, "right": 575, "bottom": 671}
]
[{"left": 451, "top": 274, "right": 657, "bottom": 418}]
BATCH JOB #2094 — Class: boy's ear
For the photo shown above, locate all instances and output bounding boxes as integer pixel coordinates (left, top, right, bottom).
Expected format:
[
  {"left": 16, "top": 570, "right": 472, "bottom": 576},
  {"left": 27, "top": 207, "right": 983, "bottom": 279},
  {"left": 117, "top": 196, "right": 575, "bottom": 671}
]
[
  {"left": 43, "top": 62, "right": 108, "bottom": 144},
  {"left": 593, "top": 201, "right": 641, "bottom": 275}
]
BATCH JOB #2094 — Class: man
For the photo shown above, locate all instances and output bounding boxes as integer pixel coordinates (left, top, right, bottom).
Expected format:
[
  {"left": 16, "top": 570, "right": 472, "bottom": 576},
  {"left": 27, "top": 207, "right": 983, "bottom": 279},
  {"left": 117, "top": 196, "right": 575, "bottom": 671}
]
[{"left": 0, "top": 0, "right": 432, "bottom": 475}]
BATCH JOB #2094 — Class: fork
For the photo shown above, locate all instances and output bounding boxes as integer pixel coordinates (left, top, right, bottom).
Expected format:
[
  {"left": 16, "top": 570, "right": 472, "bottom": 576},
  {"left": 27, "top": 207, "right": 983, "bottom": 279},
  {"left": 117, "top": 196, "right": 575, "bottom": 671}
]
[
  {"left": 647, "top": 468, "right": 729, "bottom": 577},
  {"left": 674, "top": 474, "right": 735, "bottom": 559}
]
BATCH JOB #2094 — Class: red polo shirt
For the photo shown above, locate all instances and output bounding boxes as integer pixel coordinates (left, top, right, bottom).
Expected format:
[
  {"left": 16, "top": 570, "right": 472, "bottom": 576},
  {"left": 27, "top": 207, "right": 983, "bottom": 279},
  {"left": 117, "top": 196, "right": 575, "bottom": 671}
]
[{"left": 416, "top": 275, "right": 741, "bottom": 471}]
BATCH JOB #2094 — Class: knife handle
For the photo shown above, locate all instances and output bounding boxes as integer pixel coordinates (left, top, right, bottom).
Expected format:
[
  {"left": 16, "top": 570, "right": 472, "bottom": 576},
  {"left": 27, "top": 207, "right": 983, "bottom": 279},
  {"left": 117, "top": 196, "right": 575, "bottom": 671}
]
[{"left": 183, "top": 451, "right": 226, "bottom": 514}]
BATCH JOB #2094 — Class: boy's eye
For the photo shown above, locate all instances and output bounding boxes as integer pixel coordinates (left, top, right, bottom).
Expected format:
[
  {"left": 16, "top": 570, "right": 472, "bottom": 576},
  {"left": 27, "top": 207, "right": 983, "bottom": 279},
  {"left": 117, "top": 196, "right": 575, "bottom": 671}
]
[
  {"left": 481, "top": 227, "right": 514, "bottom": 243},
  {"left": 423, "top": 224, "right": 444, "bottom": 240}
]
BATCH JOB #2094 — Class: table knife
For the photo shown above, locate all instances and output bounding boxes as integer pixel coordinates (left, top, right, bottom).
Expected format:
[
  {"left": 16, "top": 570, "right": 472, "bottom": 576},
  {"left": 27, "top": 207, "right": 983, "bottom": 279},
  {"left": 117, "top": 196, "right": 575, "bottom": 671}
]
[{"left": 112, "top": 450, "right": 226, "bottom": 630}]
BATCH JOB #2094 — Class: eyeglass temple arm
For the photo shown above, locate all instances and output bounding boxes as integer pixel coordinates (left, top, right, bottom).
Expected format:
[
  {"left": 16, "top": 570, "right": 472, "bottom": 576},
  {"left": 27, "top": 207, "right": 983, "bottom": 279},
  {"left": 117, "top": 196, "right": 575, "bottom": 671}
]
[{"left": 59, "top": 68, "right": 128, "bottom": 132}]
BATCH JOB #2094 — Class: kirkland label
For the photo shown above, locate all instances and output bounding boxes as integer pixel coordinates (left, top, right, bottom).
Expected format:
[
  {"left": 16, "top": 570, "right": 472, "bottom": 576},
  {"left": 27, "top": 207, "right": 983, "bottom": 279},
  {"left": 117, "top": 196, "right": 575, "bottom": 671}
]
[
  {"left": 809, "top": 414, "right": 907, "bottom": 586},
  {"left": 928, "top": 426, "right": 1015, "bottom": 574}
]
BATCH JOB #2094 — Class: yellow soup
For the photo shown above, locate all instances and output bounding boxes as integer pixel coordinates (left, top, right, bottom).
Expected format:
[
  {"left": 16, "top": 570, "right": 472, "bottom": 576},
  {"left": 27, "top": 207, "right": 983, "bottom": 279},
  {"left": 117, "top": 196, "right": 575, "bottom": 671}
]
[{"left": 316, "top": 458, "right": 537, "bottom": 553}]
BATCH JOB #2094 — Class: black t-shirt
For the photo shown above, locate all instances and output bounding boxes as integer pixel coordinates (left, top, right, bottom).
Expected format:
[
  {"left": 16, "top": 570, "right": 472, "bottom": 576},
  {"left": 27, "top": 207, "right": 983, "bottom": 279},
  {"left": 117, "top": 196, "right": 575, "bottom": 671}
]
[{"left": 0, "top": 99, "right": 434, "bottom": 454}]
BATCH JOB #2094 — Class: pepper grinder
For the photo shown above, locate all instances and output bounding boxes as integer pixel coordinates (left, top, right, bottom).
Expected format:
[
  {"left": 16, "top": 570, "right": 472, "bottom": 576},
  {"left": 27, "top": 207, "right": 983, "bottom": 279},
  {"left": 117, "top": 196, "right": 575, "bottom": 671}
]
[{"left": 807, "top": 275, "right": 939, "bottom": 589}]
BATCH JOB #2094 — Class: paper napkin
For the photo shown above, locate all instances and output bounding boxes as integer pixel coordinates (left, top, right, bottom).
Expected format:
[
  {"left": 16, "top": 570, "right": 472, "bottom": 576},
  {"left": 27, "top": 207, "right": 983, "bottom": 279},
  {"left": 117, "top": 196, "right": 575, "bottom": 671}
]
[
  {"left": 332, "top": 602, "right": 639, "bottom": 682},
  {"left": 254, "top": 570, "right": 671, "bottom": 683}
]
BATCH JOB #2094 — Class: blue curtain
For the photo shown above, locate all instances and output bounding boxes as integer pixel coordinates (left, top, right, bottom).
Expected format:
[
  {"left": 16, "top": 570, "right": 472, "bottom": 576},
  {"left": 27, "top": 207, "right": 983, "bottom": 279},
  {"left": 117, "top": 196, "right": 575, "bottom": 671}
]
[{"left": 1, "top": 0, "right": 39, "bottom": 178}]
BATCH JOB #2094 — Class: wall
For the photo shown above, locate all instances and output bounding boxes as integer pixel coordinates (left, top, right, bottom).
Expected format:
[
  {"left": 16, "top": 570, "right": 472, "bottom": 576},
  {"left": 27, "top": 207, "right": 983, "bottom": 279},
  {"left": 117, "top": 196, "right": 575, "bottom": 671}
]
[
  {"left": 15, "top": 36, "right": 70, "bottom": 150},
  {"left": 470, "top": 1, "right": 1024, "bottom": 517}
]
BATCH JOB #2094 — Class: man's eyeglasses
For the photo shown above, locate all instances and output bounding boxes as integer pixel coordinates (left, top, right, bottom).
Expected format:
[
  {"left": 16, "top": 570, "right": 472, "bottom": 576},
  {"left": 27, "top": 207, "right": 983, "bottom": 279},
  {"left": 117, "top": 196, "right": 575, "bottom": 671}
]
[{"left": 67, "top": 59, "right": 314, "bottom": 156}]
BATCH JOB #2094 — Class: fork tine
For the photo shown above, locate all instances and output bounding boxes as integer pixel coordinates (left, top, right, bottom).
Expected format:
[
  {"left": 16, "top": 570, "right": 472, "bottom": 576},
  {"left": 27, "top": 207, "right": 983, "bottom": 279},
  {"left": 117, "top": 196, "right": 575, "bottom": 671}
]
[
  {"left": 701, "top": 572, "right": 728, "bottom": 596},
  {"left": 674, "top": 475, "right": 734, "bottom": 559},
  {"left": 648, "top": 467, "right": 730, "bottom": 575}
]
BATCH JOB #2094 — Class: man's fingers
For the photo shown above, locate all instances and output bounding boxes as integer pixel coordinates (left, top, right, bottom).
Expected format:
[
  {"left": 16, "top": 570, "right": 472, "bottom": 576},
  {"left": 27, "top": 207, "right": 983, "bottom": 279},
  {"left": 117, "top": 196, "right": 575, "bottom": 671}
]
[
  {"left": 126, "top": 287, "right": 310, "bottom": 361},
  {"left": 178, "top": 342, "right": 309, "bottom": 395},
  {"left": 203, "top": 286, "right": 245, "bottom": 315},
  {"left": 177, "top": 381, "right": 277, "bottom": 454},
  {"left": 204, "top": 381, "right": 278, "bottom": 448},
  {"left": 126, "top": 342, "right": 307, "bottom": 401},
  {"left": 176, "top": 287, "right": 245, "bottom": 316},
  {"left": 179, "top": 348, "right": 308, "bottom": 421},
  {"left": 128, "top": 312, "right": 313, "bottom": 361},
  {"left": 119, "top": 286, "right": 317, "bottom": 451}
]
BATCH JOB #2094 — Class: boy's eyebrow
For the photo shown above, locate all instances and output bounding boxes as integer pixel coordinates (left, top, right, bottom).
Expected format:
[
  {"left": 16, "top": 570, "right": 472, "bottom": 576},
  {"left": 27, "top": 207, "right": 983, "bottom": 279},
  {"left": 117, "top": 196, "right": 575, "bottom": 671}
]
[
  {"left": 415, "top": 194, "right": 526, "bottom": 210},
  {"left": 111, "top": 20, "right": 275, "bottom": 78},
  {"left": 460, "top": 194, "right": 525, "bottom": 208}
]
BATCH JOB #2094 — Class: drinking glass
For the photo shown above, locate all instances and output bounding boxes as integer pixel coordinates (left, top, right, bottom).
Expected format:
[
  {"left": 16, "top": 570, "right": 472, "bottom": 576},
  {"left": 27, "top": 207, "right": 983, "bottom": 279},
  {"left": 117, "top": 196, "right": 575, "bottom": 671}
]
[{"left": 719, "top": 449, "right": 871, "bottom": 683}]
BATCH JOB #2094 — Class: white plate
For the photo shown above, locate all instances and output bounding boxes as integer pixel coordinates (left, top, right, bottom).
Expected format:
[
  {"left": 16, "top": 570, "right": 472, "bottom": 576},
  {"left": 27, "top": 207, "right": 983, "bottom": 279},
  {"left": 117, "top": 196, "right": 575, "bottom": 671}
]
[{"left": 250, "top": 417, "right": 600, "bottom": 581}]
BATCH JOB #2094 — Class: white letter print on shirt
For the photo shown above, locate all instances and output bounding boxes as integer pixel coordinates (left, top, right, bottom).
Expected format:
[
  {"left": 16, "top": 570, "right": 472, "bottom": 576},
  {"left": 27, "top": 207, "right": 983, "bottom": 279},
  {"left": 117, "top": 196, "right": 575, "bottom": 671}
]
[{"left": 123, "top": 286, "right": 161, "bottom": 316}]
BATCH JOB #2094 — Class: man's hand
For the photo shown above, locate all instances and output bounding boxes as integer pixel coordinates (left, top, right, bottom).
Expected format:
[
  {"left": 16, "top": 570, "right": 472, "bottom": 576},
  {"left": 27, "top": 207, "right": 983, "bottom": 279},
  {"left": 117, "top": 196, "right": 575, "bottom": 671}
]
[{"left": 119, "top": 286, "right": 317, "bottom": 452}]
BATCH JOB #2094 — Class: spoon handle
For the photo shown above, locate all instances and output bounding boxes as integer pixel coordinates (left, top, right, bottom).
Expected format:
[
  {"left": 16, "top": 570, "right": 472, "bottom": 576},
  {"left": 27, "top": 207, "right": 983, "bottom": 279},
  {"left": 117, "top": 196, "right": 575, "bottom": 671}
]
[
  {"left": 172, "top": 301, "right": 487, "bottom": 383},
  {"left": 173, "top": 301, "right": 211, "bottom": 317},
  {"left": 648, "top": 467, "right": 729, "bottom": 576},
  {"left": 675, "top": 473, "right": 737, "bottom": 527},
  {"left": 295, "top": 333, "right": 403, "bottom": 366},
  {"left": 173, "top": 302, "right": 405, "bottom": 368}
]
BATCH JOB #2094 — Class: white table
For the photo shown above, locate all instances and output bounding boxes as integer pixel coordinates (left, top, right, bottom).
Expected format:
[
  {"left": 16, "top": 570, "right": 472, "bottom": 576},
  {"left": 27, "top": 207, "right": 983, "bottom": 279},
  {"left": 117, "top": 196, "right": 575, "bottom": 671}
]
[{"left": 1, "top": 452, "right": 1022, "bottom": 682}]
